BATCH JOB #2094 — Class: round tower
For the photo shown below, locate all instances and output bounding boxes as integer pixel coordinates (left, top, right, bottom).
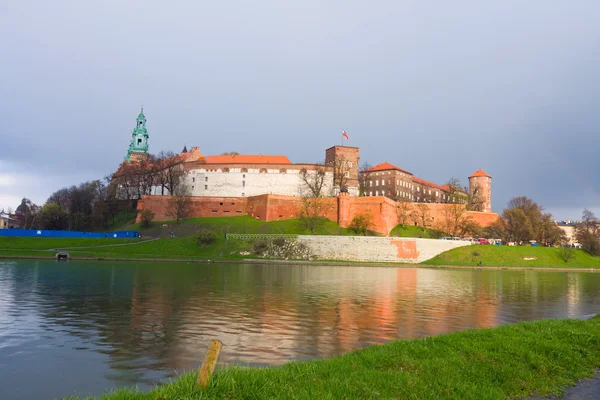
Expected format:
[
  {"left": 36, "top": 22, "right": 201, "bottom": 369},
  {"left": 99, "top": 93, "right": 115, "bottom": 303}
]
[{"left": 468, "top": 169, "right": 491, "bottom": 212}]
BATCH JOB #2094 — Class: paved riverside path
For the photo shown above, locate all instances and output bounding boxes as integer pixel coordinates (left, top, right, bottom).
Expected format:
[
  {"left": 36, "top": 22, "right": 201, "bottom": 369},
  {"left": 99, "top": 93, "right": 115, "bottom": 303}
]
[{"left": 529, "top": 373, "right": 600, "bottom": 400}]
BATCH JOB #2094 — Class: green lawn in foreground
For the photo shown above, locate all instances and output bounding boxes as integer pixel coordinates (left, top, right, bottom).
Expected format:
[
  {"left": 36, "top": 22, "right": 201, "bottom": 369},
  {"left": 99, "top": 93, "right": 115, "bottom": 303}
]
[
  {"left": 0, "top": 237, "right": 140, "bottom": 250},
  {"left": 390, "top": 224, "right": 444, "bottom": 238},
  {"left": 0, "top": 236, "right": 254, "bottom": 260},
  {"left": 425, "top": 244, "right": 600, "bottom": 268},
  {"left": 65, "top": 316, "right": 600, "bottom": 400}
]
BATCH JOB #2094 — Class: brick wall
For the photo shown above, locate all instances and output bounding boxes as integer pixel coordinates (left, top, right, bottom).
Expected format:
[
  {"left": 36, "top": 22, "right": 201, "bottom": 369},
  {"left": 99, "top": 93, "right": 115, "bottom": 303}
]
[{"left": 137, "top": 194, "right": 500, "bottom": 235}]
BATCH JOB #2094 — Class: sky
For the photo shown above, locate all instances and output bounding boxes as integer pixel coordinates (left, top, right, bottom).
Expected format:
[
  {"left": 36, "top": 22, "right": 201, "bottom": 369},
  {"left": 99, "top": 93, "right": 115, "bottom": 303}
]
[{"left": 1, "top": 0, "right": 599, "bottom": 219}]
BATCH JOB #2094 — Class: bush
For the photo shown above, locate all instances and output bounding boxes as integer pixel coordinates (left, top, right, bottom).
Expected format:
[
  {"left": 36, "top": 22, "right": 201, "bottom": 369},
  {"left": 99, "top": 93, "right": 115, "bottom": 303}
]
[
  {"left": 196, "top": 229, "right": 217, "bottom": 246},
  {"left": 252, "top": 239, "right": 270, "bottom": 255},
  {"left": 557, "top": 246, "right": 576, "bottom": 263},
  {"left": 140, "top": 209, "right": 155, "bottom": 229},
  {"left": 472, "top": 250, "right": 480, "bottom": 258},
  {"left": 350, "top": 214, "right": 373, "bottom": 236}
]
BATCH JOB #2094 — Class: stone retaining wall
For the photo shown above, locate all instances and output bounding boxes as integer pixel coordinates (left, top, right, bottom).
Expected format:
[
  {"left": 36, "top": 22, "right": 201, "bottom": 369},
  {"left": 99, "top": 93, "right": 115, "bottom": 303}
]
[{"left": 297, "top": 236, "right": 471, "bottom": 263}]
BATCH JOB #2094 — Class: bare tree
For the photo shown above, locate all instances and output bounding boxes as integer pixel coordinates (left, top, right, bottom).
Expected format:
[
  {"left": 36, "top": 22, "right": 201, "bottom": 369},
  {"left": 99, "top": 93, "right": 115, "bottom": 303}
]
[
  {"left": 445, "top": 177, "right": 463, "bottom": 204},
  {"left": 396, "top": 199, "right": 412, "bottom": 227},
  {"left": 297, "top": 197, "right": 332, "bottom": 234},
  {"left": 331, "top": 155, "right": 351, "bottom": 192},
  {"left": 166, "top": 185, "right": 192, "bottom": 224},
  {"left": 220, "top": 151, "right": 240, "bottom": 156},
  {"left": 413, "top": 203, "right": 431, "bottom": 228},
  {"left": 468, "top": 182, "right": 484, "bottom": 211},
  {"left": 358, "top": 162, "right": 372, "bottom": 196},
  {"left": 299, "top": 165, "right": 327, "bottom": 198},
  {"left": 442, "top": 203, "right": 468, "bottom": 237}
]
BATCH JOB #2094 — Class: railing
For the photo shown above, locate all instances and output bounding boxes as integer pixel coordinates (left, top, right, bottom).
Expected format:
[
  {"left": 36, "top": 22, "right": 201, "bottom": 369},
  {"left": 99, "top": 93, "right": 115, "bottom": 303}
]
[{"left": 226, "top": 233, "right": 298, "bottom": 240}]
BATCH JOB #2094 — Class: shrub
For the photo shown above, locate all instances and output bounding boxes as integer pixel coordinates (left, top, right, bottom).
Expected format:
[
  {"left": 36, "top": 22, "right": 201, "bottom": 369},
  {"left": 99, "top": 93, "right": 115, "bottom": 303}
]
[
  {"left": 557, "top": 246, "right": 576, "bottom": 263},
  {"left": 252, "top": 239, "right": 270, "bottom": 255},
  {"left": 272, "top": 237, "right": 286, "bottom": 247},
  {"left": 140, "top": 210, "right": 155, "bottom": 229},
  {"left": 472, "top": 250, "right": 480, "bottom": 258},
  {"left": 350, "top": 213, "right": 373, "bottom": 236},
  {"left": 196, "top": 229, "right": 217, "bottom": 247}
]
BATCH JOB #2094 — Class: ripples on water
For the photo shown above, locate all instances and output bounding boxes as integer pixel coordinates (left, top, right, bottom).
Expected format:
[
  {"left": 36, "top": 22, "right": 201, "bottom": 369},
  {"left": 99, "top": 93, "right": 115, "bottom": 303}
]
[{"left": 1, "top": 260, "right": 600, "bottom": 399}]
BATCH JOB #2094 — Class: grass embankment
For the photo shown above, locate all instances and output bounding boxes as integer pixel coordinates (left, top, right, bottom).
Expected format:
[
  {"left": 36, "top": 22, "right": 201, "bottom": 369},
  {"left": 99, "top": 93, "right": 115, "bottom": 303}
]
[
  {"left": 0, "top": 216, "right": 360, "bottom": 261},
  {"left": 425, "top": 244, "right": 600, "bottom": 268},
  {"left": 390, "top": 225, "right": 444, "bottom": 239},
  {"left": 132, "top": 215, "right": 360, "bottom": 237},
  {"left": 67, "top": 316, "right": 600, "bottom": 400}
]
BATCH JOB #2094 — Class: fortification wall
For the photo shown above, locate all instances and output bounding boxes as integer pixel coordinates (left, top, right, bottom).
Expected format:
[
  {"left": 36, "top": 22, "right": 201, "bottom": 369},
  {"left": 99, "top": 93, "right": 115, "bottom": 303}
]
[
  {"left": 137, "top": 195, "right": 500, "bottom": 235},
  {"left": 298, "top": 236, "right": 471, "bottom": 263}
]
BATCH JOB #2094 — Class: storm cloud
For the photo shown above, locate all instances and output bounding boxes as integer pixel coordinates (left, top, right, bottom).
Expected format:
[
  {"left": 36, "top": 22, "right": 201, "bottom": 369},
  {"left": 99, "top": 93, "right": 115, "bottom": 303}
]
[{"left": 1, "top": 0, "right": 599, "bottom": 218}]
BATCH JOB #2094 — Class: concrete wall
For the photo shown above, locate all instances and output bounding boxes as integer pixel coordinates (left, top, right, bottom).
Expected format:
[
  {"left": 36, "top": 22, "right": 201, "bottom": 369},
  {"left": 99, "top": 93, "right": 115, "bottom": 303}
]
[
  {"left": 298, "top": 236, "right": 471, "bottom": 263},
  {"left": 182, "top": 167, "right": 334, "bottom": 198}
]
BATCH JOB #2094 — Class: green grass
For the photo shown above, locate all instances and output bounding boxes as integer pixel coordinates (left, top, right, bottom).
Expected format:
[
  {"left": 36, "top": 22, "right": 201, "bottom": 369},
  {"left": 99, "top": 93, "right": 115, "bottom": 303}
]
[
  {"left": 136, "top": 216, "right": 364, "bottom": 238},
  {"left": 0, "top": 236, "right": 254, "bottom": 261},
  {"left": 65, "top": 316, "right": 600, "bottom": 399},
  {"left": 390, "top": 224, "right": 444, "bottom": 238},
  {"left": 0, "top": 237, "right": 140, "bottom": 250},
  {"left": 425, "top": 244, "right": 600, "bottom": 268}
]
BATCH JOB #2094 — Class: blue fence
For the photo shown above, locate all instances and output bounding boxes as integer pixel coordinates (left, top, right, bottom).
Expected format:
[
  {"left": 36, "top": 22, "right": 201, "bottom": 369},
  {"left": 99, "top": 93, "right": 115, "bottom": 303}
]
[{"left": 0, "top": 229, "right": 140, "bottom": 239}]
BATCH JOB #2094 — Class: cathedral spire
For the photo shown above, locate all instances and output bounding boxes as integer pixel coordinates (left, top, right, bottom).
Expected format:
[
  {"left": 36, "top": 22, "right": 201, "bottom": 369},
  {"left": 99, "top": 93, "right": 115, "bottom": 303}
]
[{"left": 125, "top": 107, "right": 150, "bottom": 162}]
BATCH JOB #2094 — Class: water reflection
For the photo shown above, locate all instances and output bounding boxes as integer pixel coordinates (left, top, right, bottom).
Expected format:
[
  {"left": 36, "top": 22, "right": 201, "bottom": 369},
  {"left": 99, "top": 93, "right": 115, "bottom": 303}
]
[{"left": 0, "top": 260, "right": 599, "bottom": 399}]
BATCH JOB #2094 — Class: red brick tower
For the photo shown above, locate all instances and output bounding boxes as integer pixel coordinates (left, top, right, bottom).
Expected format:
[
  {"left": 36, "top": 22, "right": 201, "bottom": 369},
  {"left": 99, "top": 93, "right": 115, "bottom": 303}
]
[
  {"left": 469, "top": 169, "right": 492, "bottom": 212},
  {"left": 325, "top": 146, "right": 360, "bottom": 196}
]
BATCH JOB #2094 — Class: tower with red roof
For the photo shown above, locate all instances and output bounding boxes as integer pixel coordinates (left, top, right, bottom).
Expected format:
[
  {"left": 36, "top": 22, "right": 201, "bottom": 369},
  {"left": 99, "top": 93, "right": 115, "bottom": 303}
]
[{"left": 468, "top": 169, "right": 492, "bottom": 212}]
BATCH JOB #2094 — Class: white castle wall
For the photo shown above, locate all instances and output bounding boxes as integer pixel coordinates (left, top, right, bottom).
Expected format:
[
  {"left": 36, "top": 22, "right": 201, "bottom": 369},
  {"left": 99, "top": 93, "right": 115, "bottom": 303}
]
[{"left": 182, "top": 168, "right": 335, "bottom": 198}]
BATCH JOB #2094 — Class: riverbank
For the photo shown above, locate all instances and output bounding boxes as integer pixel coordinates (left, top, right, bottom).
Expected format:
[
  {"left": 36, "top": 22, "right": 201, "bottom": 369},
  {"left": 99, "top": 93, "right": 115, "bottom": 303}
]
[
  {"left": 2, "top": 236, "right": 600, "bottom": 270},
  {"left": 426, "top": 245, "right": 600, "bottom": 268},
  {"left": 64, "top": 315, "right": 600, "bottom": 400}
]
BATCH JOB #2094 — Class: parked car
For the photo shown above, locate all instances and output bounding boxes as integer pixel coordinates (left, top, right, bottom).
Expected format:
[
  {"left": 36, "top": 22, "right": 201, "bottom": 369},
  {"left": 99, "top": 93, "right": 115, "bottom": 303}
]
[
  {"left": 441, "top": 237, "right": 453, "bottom": 240},
  {"left": 477, "top": 238, "right": 490, "bottom": 245}
]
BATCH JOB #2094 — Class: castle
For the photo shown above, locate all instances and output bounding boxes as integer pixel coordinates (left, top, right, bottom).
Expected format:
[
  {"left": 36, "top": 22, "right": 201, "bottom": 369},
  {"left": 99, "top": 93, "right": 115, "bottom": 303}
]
[{"left": 117, "top": 109, "right": 497, "bottom": 234}]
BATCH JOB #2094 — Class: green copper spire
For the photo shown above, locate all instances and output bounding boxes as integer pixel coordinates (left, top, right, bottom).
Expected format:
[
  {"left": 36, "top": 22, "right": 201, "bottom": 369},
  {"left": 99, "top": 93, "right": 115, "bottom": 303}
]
[{"left": 125, "top": 106, "right": 150, "bottom": 161}]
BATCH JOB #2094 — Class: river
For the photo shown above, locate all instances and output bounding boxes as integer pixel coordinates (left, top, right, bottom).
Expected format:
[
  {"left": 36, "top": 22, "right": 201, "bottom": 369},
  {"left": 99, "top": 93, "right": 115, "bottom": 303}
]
[{"left": 0, "top": 260, "right": 599, "bottom": 399}]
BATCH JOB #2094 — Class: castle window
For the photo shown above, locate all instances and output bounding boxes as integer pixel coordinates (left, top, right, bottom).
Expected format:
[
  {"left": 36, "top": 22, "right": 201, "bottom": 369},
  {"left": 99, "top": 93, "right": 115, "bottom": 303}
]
[
  {"left": 344, "top": 171, "right": 349, "bottom": 178},
  {"left": 242, "top": 181, "right": 245, "bottom": 187},
  {"left": 348, "top": 161, "right": 353, "bottom": 167},
  {"left": 205, "top": 177, "right": 208, "bottom": 182},
  {"left": 243, "top": 174, "right": 246, "bottom": 178},
  {"left": 280, "top": 169, "right": 287, "bottom": 173},
  {"left": 137, "top": 139, "right": 142, "bottom": 145},
  {"left": 242, "top": 192, "right": 245, "bottom": 196},
  {"left": 223, "top": 168, "right": 230, "bottom": 173},
  {"left": 192, "top": 186, "right": 194, "bottom": 191},
  {"left": 259, "top": 168, "right": 267, "bottom": 173},
  {"left": 192, "top": 177, "right": 195, "bottom": 183},
  {"left": 205, "top": 185, "right": 208, "bottom": 190},
  {"left": 241, "top": 168, "right": 248, "bottom": 173}
]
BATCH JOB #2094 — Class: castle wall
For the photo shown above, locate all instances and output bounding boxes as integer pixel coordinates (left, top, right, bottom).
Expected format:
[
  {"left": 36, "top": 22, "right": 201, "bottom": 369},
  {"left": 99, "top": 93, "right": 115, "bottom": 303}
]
[
  {"left": 182, "top": 165, "right": 334, "bottom": 198},
  {"left": 138, "top": 195, "right": 500, "bottom": 235}
]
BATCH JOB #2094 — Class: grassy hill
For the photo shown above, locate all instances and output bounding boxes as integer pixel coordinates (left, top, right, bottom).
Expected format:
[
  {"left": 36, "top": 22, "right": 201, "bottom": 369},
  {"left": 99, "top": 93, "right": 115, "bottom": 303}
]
[
  {"left": 134, "top": 216, "right": 365, "bottom": 238},
  {"left": 424, "top": 244, "right": 600, "bottom": 268},
  {"left": 390, "top": 225, "right": 444, "bottom": 239}
]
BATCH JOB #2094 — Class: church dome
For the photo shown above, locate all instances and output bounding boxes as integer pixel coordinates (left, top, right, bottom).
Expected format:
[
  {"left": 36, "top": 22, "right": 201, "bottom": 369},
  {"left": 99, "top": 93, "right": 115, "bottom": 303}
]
[{"left": 15, "top": 198, "right": 30, "bottom": 215}]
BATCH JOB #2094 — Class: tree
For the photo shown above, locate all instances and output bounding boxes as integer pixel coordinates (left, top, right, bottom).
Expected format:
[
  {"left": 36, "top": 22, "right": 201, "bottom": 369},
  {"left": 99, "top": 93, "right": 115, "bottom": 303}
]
[
  {"left": 299, "top": 165, "right": 327, "bottom": 198},
  {"left": 503, "top": 208, "right": 533, "bottom": 243},
  {"left": 396, "top": 200, "right": 412, "bottom": 227},
  {"left": 220, "top": 151, "right": 240, "bottom": 156},
  {"left": 38, "top": 203, "right": 69, "bottom": 230},
  {"left": 442, "top": 203, "right": 468, "bottom": 237},
  {"left": 166, "top": 185, "right": 192, "bottom": 224},
  {"left": 412, "top": 203, "right": 431, "bottom": 228},
  {"left": 468, "top": 181, "right": 484, "bottom": 211},
  {"left": 330, "top": 155, "right": 351, "bottom": 192},
  {"left": 575, "top": 209, "right": 600, "bottom": 256},
  {"left": 358, "top": 162, "right": 372, "bottom": 196},
  {"left": 445, "top": 177, "right": 463, "bottom": 204},
  {"left": 16, "top": 198, "right": 40, "bottom": 229},
  {"left": 297, "top": 197, "right": 331, "bottom": 234},
  {"left": 140, "top": 209, "right": 155, "bottom": 228},
  {"left": 350, "top": 213, "right": 374, "bottom": 236}
]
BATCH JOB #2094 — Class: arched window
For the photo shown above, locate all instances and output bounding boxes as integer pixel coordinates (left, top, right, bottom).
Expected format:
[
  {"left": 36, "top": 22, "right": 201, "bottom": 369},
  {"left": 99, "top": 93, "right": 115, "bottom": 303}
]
[
  {"left": 259, "top": 168, "right": 267, "bottom": 173},
  {"left": 223, "top": 168, "right": 230, "bottom": 173},
  {"left": 280, "top": 169, "right": 287, "bottom": 174},
  {"left": 241, "top": 168, "right": 248, "bottom": 173}
]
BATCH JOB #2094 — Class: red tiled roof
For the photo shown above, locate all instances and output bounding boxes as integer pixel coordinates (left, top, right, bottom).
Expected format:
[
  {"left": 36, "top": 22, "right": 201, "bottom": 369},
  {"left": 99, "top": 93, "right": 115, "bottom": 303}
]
[
  {"left": 412, "top": 176, "right": 443, "bottom": 189},
  {"left": 361, "top": 162, "right": 412, "bottom": 175},
  {"left": 204, "top": 154, "right": 292, "bottom": 165},
  {"left": 470, "top": 168, "right": 491, "bottom": 178}
]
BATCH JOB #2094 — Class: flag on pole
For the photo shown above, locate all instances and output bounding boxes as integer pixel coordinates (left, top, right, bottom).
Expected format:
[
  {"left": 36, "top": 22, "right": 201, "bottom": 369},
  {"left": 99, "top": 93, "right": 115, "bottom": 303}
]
[{"left": 342, "top": 130, "right": 349, "bottom": 140}]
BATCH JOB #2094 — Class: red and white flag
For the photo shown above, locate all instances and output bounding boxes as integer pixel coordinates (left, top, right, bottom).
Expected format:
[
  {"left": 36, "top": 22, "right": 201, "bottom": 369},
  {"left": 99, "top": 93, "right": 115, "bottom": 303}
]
[{"left": 342, "top": 130, "right": 349, "bottom": 140}]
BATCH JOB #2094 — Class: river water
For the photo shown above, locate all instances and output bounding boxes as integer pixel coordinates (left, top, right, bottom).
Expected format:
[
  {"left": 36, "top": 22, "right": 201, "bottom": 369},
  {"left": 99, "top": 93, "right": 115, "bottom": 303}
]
[{"left": 1, "top": 260, "right": 599, "bottom": 399}]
